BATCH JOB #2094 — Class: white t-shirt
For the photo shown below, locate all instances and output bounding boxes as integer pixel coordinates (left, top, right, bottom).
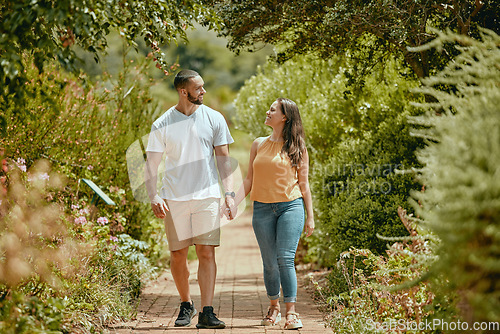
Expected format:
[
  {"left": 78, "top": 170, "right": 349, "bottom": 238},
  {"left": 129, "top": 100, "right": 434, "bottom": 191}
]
[{"left": 146, "top": 105, "right": 234, "bottom": 201}]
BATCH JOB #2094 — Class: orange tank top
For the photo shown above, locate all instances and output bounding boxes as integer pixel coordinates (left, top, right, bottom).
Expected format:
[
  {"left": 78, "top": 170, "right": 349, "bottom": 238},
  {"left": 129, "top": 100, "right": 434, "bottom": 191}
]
[{"left": 250, "top": 137, "right": 302, "bottom": 203}]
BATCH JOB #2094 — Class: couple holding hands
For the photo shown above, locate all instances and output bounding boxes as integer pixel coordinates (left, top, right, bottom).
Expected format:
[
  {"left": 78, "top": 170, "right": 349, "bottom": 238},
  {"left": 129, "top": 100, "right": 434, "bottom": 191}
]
[{"left": 145, "top": 70, "right": 314, "bottom": 330}]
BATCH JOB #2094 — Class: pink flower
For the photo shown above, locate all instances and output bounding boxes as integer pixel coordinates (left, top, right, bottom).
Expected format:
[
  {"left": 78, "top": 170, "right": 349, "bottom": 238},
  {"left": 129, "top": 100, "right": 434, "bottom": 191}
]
[
  {"left": 87, "top": 165, "right": 93, "bottom": 170},
  {"left": 97, "top": 217, "right": 108, "bottom": 225},
  {"left": 79, "top": 208, "right": 89, "bottom": 215},
  {"left": 71, "top": 204, "right": 80, "bottom": 210},
  {"left": 16, "top": 158, "right": 27, "bottom": 172},
  {"left": 109, "top": 236, "right": 119, "bottom": 243},
  {"left": 74, "top": 216, "right": 87, "bottom": 225}
]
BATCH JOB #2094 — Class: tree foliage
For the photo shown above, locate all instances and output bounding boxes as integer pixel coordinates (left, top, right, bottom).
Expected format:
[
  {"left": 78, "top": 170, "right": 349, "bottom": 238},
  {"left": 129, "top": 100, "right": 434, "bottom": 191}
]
[
  {"left": 212, "top": 0, "right": 499, "bottom": 80},
  {"left": 410, "top": 28, "right": 500, "bottom": 323},
  {"left": 0, "top": 0, "right": 220, "bottom": 133}
]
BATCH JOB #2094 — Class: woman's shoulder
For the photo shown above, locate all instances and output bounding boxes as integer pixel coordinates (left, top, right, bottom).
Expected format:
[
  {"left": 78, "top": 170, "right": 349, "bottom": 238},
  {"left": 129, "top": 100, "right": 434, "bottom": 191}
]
[
  {"left": 250, "top": 136, "right": 269, "bottom": 153},
  {"left": 254, "top": 136, "right": 268, "bottom": 144},
  {"left": 254, "top": 136, "right": 269, "bottom": 148}
]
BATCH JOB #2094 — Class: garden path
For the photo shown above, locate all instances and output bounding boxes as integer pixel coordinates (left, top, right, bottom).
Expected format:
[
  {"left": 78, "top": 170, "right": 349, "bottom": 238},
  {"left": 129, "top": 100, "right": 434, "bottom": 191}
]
[{"left": 108, "top": 210, "right": 332, "bottom": 333}]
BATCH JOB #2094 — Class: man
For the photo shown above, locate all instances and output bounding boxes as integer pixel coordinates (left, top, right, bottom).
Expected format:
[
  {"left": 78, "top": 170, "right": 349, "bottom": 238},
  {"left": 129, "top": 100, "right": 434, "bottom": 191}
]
[{"left": 145, "top": 69, "right": 236, "bottom": 329}]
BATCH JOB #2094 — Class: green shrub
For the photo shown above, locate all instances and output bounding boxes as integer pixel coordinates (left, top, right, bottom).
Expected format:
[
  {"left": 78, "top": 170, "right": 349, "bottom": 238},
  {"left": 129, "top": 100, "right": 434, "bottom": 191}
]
[
  {"left": 312, "top": 112, "right": 424, "bottom": 266},
  {"left": 410, "top": 28, "right": 500, "bottom": 324},
  {"left": 0, "top": 291, "right": 68, "bottom": 334},
  {"left": 0, "top": 51, "right": 167, "bottom": 332},
  {"left": 309, "top": 209, "right": 436, "bottom": 334},
  {"left": 234, "top": 55, "right": 345, "bottom": 156},
  {"left": 0, "top": 159, "right": 158, "bottom": 332},
  {"left": 1, "top": 51, "right": 167, "bottom": 248},
  {"left": 61, "top": 215, "right": 156, "bottom": 332}
]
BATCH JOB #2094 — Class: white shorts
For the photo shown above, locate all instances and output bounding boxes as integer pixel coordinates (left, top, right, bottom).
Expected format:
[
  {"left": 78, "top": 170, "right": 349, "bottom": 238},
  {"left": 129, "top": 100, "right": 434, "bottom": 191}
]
[{"left": 163, "top": 197, "right": 220, "bottom": 251}]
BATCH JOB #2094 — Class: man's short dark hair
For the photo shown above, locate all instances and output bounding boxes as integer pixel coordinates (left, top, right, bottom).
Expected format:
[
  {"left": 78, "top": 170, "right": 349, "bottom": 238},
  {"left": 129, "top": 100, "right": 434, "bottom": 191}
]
[{"left": 174, "top": 70, "right": 200, "bottom": 90}]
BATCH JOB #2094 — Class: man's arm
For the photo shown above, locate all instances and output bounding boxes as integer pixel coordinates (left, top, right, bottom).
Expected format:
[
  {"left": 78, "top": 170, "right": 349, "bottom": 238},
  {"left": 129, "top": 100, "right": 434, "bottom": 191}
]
[
  {"left": 214, "top": 144, "right": 236, "bottom": 219},
  {"left": 145, "top": 151, "right": 168, "bottom": 218}
]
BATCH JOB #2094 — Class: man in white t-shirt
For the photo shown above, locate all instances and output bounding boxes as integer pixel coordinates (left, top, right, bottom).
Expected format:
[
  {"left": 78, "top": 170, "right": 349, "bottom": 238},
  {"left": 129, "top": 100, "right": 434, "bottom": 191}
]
[{"left": 145, "top": 70, "right": 236, "bottom": 329}]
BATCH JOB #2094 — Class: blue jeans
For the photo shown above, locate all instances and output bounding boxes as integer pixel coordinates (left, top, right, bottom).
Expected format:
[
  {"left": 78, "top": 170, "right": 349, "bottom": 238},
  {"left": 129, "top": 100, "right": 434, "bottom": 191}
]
[{"left": 252, "top": 198, "right": 305, "bottom": 303}]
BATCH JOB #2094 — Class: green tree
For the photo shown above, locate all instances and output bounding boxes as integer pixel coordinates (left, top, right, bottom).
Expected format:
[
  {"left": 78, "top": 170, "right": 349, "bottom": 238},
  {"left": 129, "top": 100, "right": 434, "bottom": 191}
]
[
  {"left": 0, "top": 0, "right": 220, "bottom": 133},
  {"left": 168, "top": 31, "right": 272, "bottom": 92},
  {"left": 411, "top": 28, "right": 500, "bottom": 324},
  {"left": 212, "top": 0, "right": 499, "bottom": 79}
]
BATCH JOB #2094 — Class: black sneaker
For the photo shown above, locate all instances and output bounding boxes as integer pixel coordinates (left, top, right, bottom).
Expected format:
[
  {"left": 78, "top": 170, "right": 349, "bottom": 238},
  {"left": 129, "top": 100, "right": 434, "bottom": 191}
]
[
  {"left": 196, "top": 306, "right": 226, "bottom": 329},
  {"left": 174, "top": 301, "right": 197, "bottom": 327}
]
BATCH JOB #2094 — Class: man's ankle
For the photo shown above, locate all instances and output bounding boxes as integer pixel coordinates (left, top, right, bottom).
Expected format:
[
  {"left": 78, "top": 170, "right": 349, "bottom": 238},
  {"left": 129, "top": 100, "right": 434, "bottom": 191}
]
[
  {"left": 201, "top": 306, "right": 214, "bottom": 313},
  {"left": 196, "top": 306, "right": 225, "bottom": 329}
]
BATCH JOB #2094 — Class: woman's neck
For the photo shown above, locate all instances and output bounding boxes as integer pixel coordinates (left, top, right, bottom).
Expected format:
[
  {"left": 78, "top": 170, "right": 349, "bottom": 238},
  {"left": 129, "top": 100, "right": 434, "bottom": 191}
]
[{"left": 269, "top": 127, "right": 284, "bottom": 142}]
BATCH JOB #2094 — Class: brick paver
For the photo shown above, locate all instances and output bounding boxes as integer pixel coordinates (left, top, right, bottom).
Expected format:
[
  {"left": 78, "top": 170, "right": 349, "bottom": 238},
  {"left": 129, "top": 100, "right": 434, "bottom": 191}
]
[{"left": 108, "top": 211, "right": 333, "bottom": 333}]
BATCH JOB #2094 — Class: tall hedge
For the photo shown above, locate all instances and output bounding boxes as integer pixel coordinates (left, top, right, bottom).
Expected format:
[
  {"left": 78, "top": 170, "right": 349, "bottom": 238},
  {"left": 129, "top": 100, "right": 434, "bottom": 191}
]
[
  {"left": 410, "top": 29, "right": 500, "bottom": 323},
  {"left": 314, "top": 112, "right": 423, "bottom": 266}
]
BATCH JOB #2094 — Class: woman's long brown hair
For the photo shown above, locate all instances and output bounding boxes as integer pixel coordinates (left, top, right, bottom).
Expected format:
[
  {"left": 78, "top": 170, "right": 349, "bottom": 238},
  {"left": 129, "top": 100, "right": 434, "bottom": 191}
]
[{"left": 277, "top": 98, "right": 306, "bottom": 167}]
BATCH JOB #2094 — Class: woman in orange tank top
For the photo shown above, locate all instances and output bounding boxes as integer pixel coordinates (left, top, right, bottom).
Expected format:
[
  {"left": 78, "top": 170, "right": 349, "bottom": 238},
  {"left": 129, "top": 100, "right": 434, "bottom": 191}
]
[{"left": 222, "top": 98, "right": 314, "bottom": 330}]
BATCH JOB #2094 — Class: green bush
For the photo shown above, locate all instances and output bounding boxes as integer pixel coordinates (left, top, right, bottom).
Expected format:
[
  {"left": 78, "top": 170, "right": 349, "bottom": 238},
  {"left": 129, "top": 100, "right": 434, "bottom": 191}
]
[
  {"left": 308, "top": 209, "right": 436, "bottom": 334},
  {"left": 0, "top": 160, "right": 157, "bottom": 332},
  {"left": 60, "top": 209, "right": 156, "bottom": 332},
  {"left": 312, "top": 112, "right": 424, "bottom": 266},
  {"left": 1, "top": 51, "right": 166, "bottom": 246},
  {"left": 0, "top": 291, "right": 68, "bottom": 334},
  {"left": 307, "top": 27, "right": 500, "bottom": 334},
  {"left": 313, "top": 217, "right": 434, "bottom": 333},
  {"left": 410, "top": 28, "right": 500, "bottom": 324},
  {"left": 0, "top": 51, "right": 167, "bottom": 332},
  {"left": 235, "top": 54, "right": 356, "bottom": 158}
]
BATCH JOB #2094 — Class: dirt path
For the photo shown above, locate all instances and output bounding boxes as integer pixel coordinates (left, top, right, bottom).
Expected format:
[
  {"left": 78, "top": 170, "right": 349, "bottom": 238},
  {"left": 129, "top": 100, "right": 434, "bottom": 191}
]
[{"left": 108, "top": 211, "right": 333, "bottom": 333}]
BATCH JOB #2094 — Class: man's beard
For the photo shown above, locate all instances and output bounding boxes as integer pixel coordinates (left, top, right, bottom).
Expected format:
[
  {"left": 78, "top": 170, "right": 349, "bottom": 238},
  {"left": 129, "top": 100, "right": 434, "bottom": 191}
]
[{"left": 187, "top": 92, "right": 203, "bottom": 105}]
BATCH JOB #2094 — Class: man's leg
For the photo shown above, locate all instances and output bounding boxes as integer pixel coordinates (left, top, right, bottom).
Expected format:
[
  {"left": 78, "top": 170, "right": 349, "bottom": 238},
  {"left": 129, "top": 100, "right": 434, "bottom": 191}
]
[
  {"left": 170, "top": 246, "right": 198, "bottom": 327},
  {"left": 191, "top": 198, "right": 225, "bottom": 329},
  {"left": 170, "top": 246, "right": 191, "bottom": 302},
  {"left": 195, "top": 244, "right": 216, "bottom": 308},
  {"left": 195, "top": 244, "right": 225, "bottom": 329},
  {"left": 163, "top": 200, "right": 198, "bottom": 327}
]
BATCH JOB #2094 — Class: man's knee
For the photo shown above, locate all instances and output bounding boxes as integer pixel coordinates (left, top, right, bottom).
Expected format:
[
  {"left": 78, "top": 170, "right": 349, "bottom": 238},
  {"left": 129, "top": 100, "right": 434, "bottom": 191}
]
[
  {"left": 196, "top": 245, "right": 215, "bottom": 262},
  {"left": 170, "top": 247, "right": 189, "bottom": 263}
]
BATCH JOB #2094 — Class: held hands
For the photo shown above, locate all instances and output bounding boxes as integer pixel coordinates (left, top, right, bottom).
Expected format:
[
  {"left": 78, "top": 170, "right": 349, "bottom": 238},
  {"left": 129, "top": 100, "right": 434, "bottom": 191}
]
[
  {"left": 151, "top": 194, "right": 168, "bottom": 219},
  {"left": 304, "top": 216, "right": 315, "bottom": 237},
  {"left": 220, "top": 197, "right": 237, "bottom": 220}
]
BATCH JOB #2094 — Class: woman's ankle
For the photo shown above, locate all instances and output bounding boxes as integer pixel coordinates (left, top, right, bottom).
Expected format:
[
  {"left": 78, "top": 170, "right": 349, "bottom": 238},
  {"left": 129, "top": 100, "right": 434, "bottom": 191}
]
[{"left": 285, "top": 302, "right": 296, "bottom": 315}]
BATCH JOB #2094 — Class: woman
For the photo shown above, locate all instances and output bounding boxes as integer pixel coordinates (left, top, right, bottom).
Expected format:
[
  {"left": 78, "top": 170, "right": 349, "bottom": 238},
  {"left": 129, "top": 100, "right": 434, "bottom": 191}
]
[{"left": 223, "top": 98, "right": 314, "bottom": 329}]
